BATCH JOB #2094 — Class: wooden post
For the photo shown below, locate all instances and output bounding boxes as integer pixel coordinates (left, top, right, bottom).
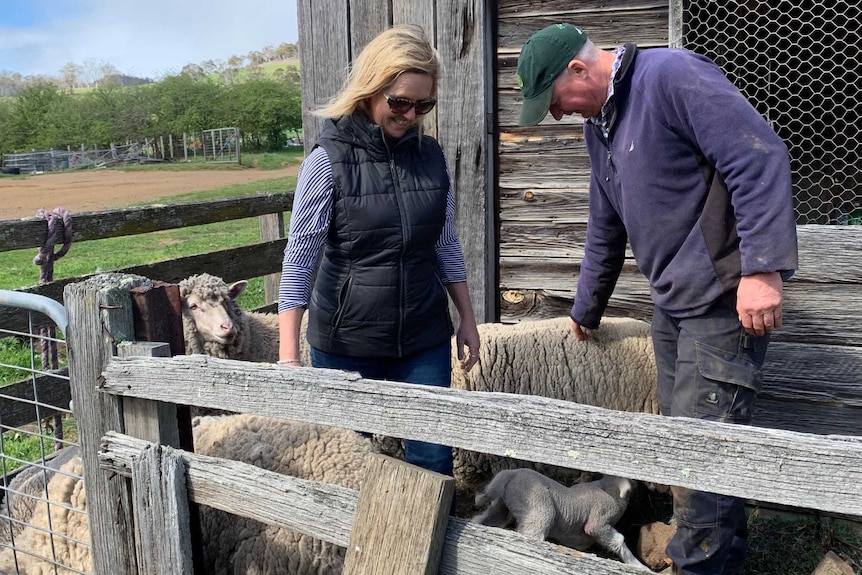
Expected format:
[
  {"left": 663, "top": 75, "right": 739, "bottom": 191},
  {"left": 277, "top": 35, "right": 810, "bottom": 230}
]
[
  {"left": 117, "top": 342, "right": 180, "bottom": 447},
  {"left": 64, "top": 273, "right": 147, "bottom": 575},
  {"left": 128, "top": 282, "right": 206, "bottom": 573},
  {"left": 259, "top": 214, "right": 285, "bottom": 305},
  {"left": 234, "top": 127, "right": 242, "bottom": 165},
  {"left": 343, "top": 455, "right": 454, "bottom": 575},
  {"left": 131, "top": 444, "right": 193, "bottom": 575}
]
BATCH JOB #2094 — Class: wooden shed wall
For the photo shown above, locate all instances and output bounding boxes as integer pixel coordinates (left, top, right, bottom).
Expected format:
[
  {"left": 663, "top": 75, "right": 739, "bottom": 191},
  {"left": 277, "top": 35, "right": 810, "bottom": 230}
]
[
  {"left": 297, "top": 0, "right": 494, "bottom": 323},
  {"left": 296, "top": 1, "right": 862, "bottom": 437}
]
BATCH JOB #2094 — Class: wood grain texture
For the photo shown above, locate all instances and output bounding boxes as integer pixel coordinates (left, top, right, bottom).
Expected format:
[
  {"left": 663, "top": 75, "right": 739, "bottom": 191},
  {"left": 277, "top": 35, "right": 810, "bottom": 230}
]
[
  {"left": 437, "top": 0, "right": 492, "bottom": 321},
  {"left": 0, "top": 193, "right": 293, "bottom": 253},
  {"left": 131, "top": 444, "right": 193, "bottom": 575},
  {"left": 0, "top": 369, "right": 70, "bottom": 429},
  {"left": 298, "top": 0, "right": 349, "bottom": 154},
  {"left": 99, "top": 355, "right": 862, "bottom": 515},
  {"left": 100, "top": 432, "right": 667, "bottom": 575},
  {"left": 65, "top": 274, "right": 145, "bottom": 575},
  {"left": 344, "top": 455, "right": 454, "bottom": 575}
]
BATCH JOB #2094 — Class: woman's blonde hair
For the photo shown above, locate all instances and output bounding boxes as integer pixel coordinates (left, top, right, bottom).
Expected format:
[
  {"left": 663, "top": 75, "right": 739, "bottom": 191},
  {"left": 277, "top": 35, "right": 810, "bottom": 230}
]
[{"left": 316, "top": 24, "right": 440, "bottom": 120}]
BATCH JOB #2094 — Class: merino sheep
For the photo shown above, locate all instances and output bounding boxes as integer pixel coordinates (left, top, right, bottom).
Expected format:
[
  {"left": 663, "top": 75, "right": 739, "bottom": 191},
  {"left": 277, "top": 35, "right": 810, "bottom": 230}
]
[
  {"left": 450, "top": 316, "right": 658, "bottom": 494},
  {"left": 179, "top": 273, "right": 310, "bottom": 364},
  {"left": 0, "top": 414, "right": 372, "bottom": 575},
  {"left": 471, "top": 468, "right": 649, "bottom": 571},
  {"left": 0, "top": 451, "right": 90, "bottom": 575}
]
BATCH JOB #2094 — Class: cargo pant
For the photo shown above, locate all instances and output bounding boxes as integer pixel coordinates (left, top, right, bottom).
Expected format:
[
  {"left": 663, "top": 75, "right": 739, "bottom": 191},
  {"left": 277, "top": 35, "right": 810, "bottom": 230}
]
[{"left": 652, "top": 294, "right": 770, "bottom": 575}]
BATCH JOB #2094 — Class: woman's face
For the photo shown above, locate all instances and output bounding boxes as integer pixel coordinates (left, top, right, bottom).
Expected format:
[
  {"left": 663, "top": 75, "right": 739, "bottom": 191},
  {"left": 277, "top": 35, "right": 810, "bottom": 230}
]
[{"left": 368, "top": 72, "right": 434, "bottom": 140}]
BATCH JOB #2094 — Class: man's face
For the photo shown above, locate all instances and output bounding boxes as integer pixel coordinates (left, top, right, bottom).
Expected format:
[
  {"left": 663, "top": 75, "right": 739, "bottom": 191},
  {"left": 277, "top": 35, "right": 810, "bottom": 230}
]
[{"left": 548, "top": 63, "right": 604, "bottom": 121}]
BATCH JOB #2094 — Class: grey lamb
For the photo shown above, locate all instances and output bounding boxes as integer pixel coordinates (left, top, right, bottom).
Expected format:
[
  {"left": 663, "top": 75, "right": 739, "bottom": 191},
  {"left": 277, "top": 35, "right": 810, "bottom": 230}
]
[{"left": 471, "top": 468, "right": 649, "bottom": 570}]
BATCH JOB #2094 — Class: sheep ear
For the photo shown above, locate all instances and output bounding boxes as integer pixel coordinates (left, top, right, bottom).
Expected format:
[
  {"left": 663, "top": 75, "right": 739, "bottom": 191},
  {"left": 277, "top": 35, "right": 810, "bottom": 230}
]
[{"left": 228, "top": 280, "right": 249, "bottom": 300}]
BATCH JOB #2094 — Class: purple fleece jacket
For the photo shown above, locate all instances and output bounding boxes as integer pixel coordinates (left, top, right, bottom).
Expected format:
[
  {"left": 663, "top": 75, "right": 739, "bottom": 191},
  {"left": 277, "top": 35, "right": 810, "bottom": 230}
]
[{"left": 572, "top": 44, "right": 798, "bottom": 328}]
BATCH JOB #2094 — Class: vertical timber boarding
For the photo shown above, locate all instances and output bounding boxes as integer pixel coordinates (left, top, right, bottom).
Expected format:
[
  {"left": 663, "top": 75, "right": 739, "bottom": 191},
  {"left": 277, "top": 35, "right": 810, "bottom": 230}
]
[{"left": 297, "top": 0, "right": 493, "bottom": 323}]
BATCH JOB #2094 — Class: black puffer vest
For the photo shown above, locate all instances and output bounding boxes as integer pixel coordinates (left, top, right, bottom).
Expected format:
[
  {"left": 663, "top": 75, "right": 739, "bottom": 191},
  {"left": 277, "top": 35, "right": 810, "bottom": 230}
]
[{"left": 307, "top": 111, "right": 454, "bottom": 358}]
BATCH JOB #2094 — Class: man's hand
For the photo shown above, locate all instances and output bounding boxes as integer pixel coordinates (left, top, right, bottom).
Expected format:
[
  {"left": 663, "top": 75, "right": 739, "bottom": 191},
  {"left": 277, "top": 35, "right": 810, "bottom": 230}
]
[
  {"left": 736, "top": 272, "right": 784, "bottom": 336},
  {"left": 571, "top": 320, "right": 594, "bottom": 341}
]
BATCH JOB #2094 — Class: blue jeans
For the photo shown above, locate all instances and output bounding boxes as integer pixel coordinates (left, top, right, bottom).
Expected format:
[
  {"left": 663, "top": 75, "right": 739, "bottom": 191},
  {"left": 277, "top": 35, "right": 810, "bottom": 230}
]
[
  {"left": 652, "top": 294, "right": 769, "bottom": 575},
  {"left": 310, "top": 343, "right": 454, "bottom": 477}
]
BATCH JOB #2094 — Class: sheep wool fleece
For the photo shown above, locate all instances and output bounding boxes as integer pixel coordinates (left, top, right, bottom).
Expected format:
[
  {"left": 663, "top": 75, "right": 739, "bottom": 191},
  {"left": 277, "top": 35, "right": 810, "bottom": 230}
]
[{"left": 450, "top": 316, "right": 658, "bottom": 489}]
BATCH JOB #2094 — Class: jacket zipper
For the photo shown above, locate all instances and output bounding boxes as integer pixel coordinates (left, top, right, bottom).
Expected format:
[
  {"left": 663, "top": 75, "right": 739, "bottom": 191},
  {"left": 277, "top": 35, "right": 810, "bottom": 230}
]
[{"left": 384, "top": 137, "right": 407, "bottom": 357}]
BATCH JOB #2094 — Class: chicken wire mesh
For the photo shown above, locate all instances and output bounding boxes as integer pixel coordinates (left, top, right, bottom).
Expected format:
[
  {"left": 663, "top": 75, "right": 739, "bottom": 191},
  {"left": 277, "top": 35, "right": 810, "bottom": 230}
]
[
  {"left": 683, "top": 0, "right": 862, "bottom": 225},
  {"left": 0, "top": 291, "right": 89, "bottom": 575}
]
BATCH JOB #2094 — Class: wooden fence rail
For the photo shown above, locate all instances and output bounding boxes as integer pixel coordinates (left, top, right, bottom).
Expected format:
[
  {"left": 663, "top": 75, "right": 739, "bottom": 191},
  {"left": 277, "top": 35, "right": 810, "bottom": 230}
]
[
  {"left": 99, "top": 432, "right": 657, "bottom": 575},
  {"left": 99, "top": 355, "right": 862, "bottom": 516},
  {"left": 0, "top": 192, "right": 293, "bottom": 334}
]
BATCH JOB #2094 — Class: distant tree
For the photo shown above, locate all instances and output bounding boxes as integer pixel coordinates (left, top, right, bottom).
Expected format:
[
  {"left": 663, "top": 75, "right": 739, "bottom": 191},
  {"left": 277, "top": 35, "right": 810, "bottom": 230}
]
[
  {"left": 181, "top": 64, "right": 207, "bottom": 81},
  {"left": 59, "top": 62, "right": 82, "bottom": 92},
  {"left": 7, "top": 81, "right": 65, "bottom": 149},
  {"left": 0, "top": 72, "right": 23, "bottom": 97},
  {"left": 248, "top": 51, "right": 266, "bottom": 66},
  {"left": 229, "top": 76, "right": 301, "bottom": 151},
  {"left": 201, "top": 59, "right": 218, "bottom": 75},
  {"left": 80, "top": 58, "right": 106, "bottom": 86},
  {"left": 276, "top": 42, "right": 298, "bottom": 60},
  {"left": 227, "top": 55, "right": 245, "bottom": 69},
  {"left": 99, "top": 63, "right": 121, "bottom": 85}
]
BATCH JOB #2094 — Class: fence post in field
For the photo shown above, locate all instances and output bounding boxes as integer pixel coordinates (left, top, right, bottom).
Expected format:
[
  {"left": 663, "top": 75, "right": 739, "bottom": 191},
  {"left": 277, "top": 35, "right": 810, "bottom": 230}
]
[
  {"left": 65, "top": 273, "right": 148, "bottom": 575},
  {"left": 260, "top": 214, "right": 286, "bottom": 305},
  {"left": 343, "top": 454, "right": 454, "bottom": 575}
]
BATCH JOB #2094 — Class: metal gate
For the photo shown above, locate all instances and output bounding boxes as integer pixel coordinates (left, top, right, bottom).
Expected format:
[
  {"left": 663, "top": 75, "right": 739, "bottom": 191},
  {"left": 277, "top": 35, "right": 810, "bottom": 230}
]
[
  {"left": 202, "top": 126, "right": 242, "bottom": 164},
  {"left": 0, "top": 291, "right": 89, "bottom": 575}
]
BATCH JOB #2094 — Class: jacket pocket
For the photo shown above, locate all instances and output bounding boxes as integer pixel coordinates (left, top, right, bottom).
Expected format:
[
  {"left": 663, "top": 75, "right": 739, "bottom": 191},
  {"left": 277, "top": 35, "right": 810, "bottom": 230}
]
[{"left": 330, "top": 276, "right": 353, "bottom": 329}]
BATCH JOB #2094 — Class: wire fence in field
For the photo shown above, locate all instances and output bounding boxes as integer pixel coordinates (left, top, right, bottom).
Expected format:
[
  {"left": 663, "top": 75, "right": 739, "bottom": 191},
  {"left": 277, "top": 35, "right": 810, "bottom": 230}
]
[
  {"left": 0, "top": 290, "right": 88, "bottom": 575},
  {"left": 1, "top": 127, "right": 241, "bottom": 174}
]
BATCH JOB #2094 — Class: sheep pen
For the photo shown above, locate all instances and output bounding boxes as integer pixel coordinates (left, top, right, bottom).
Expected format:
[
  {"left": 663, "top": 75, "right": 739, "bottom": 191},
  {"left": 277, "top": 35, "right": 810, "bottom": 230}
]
[{"left": 0, "top": 414, "right": 374, "bottom": 575}]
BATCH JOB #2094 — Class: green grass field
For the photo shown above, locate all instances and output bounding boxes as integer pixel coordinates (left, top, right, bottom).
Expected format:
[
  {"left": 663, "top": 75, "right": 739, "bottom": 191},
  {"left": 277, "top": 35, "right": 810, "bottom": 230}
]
[{"left": 0, "top": 150, "right": 300, "bottom": 471}]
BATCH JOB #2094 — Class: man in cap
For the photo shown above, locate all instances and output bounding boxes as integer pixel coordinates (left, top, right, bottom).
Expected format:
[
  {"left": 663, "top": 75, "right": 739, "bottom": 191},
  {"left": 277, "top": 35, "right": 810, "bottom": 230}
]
[{"left": 517, "top": 23, "right": 798, "bottom": 575}]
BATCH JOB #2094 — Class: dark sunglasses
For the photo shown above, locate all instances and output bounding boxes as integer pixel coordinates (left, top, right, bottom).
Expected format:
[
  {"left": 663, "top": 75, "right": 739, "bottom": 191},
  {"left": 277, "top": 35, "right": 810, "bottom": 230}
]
[{"left": 384, "top": 93, "right": 437, "bottom": 115}]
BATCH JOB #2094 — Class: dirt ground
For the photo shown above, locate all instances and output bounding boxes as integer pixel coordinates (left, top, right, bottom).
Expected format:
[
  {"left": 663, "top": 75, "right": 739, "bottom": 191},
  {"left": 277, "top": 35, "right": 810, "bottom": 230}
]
[{"left": 1, "top": 165, "right": 300, "bottom": 220}]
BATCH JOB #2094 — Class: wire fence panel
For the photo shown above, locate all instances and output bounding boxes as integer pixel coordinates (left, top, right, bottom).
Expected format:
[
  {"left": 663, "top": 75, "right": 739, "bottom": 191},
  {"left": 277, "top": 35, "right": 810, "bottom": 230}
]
[
  {"left": 684, "top": 0, "right": 862, "bottom": 225},
  {"left": 0, "top": 290, "right": 90, "bottom": 575}
]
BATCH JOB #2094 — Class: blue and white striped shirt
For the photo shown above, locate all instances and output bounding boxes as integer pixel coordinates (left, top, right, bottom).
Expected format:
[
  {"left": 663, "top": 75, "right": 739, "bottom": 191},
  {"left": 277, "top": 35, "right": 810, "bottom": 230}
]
[{"left": 277, "top": 146, "right": 468, "bottom": 313}]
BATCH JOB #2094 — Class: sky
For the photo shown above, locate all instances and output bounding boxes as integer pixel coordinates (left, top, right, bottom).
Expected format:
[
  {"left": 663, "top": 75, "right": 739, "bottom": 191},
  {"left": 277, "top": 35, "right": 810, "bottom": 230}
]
[{"left": 0, "top": 0, "right": 299, "bottom": 79}]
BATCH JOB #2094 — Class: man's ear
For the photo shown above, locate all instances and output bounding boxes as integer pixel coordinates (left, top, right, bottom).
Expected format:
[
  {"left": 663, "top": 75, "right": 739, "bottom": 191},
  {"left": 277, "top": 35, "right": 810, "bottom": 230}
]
[{"left": 567, "top": 59, "right": 588, "bottom": 78}]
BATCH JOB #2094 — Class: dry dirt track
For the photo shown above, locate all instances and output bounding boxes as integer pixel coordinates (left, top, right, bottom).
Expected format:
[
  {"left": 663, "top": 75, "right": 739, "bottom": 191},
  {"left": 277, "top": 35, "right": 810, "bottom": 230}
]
[{"left": 0, "top": 165, "right": 300, "bottom": 220}]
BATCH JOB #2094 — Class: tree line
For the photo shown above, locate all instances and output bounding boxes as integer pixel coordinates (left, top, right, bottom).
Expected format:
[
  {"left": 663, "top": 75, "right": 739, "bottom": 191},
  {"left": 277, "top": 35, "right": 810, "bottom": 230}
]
[{"left": 0, "top": 65, "right": 303, "bottom": 155}]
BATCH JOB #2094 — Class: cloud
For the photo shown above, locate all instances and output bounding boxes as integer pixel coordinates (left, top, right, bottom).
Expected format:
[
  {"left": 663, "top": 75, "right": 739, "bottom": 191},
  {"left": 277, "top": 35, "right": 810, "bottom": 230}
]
[{"left": 0, "top": 0, "right": 298, "bottom": 78}]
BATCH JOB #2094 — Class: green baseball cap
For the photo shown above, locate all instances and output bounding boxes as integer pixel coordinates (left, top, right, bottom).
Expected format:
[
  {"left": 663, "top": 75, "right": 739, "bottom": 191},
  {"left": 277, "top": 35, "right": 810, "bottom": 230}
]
[{"left": 516, "top": 23, "right": 588, "bottom": 126}]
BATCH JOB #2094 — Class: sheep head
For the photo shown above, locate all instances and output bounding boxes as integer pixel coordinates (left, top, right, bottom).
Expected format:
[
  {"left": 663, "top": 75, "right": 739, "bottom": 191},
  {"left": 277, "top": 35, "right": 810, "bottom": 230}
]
[{"left": 179, "top": 274, "right": 248, "bottom": 357}]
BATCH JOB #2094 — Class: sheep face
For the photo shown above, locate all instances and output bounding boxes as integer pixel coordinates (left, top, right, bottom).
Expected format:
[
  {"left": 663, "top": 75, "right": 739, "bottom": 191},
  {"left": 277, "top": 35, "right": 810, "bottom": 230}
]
[{"left": 179, "top": 274, "right": 248, "bottom": 347}]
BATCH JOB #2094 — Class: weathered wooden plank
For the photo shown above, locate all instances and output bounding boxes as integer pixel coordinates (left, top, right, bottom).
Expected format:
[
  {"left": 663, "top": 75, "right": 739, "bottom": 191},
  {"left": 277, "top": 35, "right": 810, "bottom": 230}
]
[
  {"left": 65, "top": 274, "right": 145, "bottom": 575},
  {"left": 259, "top": 213, "right": 285, "bottom": 306},
  {"left": 0, "top": 239, "right": 286, "bottom": 334},
  {"left": 392, "top": 0, "right": 438, "bottom": 138},
  {"left": 100, "top": 355, "right": 862, "bottom": 515},
  {"left": 499, "top": 264, "right": 862, "bottom": 346},
  {"left": 764, "top": 342, "right": 862, "bottom": 408},
  {"left": 498, "top": 125, "right": 587, "bottom": 152},
  {"left": 498, "top": 8, "right": 670, "bottom": 53},
  {"left": 131, "top": 444, "right": 193, "bottom": 575},
  {"left": 0, "top": 368, "right": 70, "bottom": 430},
  {"left": 0, "top": 193, "right": 294, "bottom": 253},
  {"left": 100, "top": 432, "right": 358, "bottom": 547},
  {"left": 99, "top": 432, "right": 668, "bottom": 575},
  {"left": 344, "top": 455, "right": 454, "bottom": 575},
  {"left": 298, "top": 0, "right": 350, "bottom": 154},
  {"left": 437, "top": 0, "right": 492, "bottom": 322},
  {"left": 754, "top": 398, "right": 862, "bottom": 437},
  {"left": 349, "top": 0, "right": 391, "bottom": 58},
  {"left": 498, "top": 0, "right": 669, "bottom": 19},
  {"left": 118, "top": 342, "right": 181, "bottom": 448}
]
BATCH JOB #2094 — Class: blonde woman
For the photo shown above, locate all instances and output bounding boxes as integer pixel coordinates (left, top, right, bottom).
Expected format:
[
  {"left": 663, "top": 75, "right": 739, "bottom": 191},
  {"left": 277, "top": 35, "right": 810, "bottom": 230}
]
[{"left": 277, "top": 25, "right": 479, "bottom": 477}]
